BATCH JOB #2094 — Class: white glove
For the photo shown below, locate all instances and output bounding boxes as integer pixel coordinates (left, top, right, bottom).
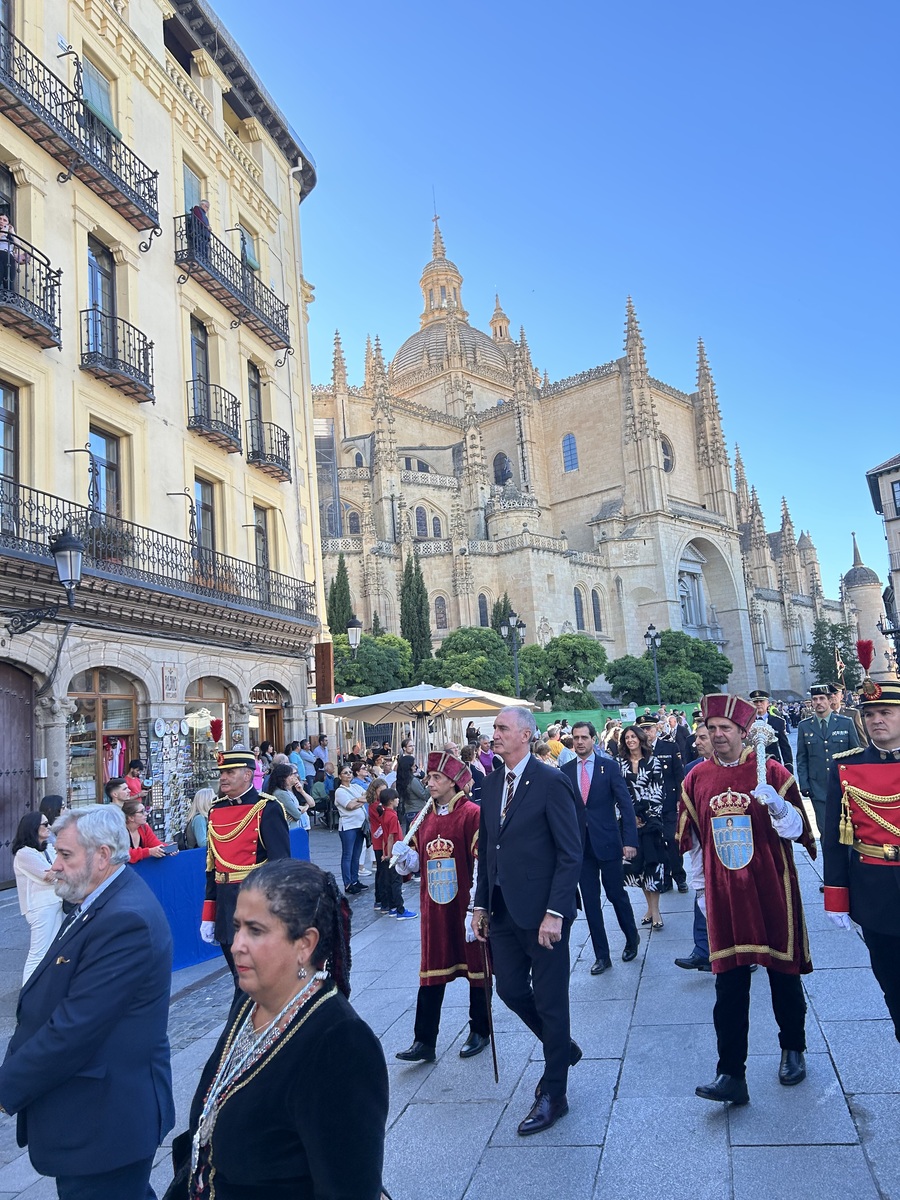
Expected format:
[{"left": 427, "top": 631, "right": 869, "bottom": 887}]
[
  {"left": 465, "top": 915, "right": 477, "bottom": 943},
  {"left": 696, "top": 889, "right": 707, "bottom": 917},
  {"left": 392, "top": 843, "right": 418, "bottom": 873},
  {"left": 200, "top": 920, "right": 216, "bottom": 944},
  {"left": 826, "top": 911, "right": 854, "bottom": 931},
  {"left": 751, "top": 783, "right": 783, "bottom": 809}
]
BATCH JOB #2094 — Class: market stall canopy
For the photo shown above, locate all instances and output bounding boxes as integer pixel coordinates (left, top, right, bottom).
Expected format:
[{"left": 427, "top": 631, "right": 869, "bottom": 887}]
[{"left": 312, "top": 683, "right": 533, "bottom": 724}]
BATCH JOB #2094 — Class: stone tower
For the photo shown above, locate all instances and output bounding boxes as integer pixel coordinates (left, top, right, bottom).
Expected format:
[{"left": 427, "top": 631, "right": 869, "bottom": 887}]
[{"left": 843, "top": 533, "right": 896, "bottom": 681}]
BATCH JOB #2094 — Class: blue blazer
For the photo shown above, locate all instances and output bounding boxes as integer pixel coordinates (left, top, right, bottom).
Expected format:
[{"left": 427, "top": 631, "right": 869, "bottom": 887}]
[
  {"left": 0, "top": 867, "right": 175, "bottom": 1177},
  {"left": 561, "top": 752, "right": 638, "bottom": 860},
  {"left": 473, "top": 754, "right": 583, "bottom": 927}
]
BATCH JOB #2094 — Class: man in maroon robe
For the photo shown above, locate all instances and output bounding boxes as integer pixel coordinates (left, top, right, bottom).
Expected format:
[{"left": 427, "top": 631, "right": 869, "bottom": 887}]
[
  {"left": 677, "top": 693, "right": 816, "bottom": 1105},
  {"left": 393, "top": 751, "right": 489, "bottom": 1063}
]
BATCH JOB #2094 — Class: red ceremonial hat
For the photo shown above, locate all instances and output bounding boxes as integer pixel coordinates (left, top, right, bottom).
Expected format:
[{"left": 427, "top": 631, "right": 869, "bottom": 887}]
[
  {"left": 700, "top": 693, "right": 756, "bottom": 732},
  {"left": 426, "top": 751, "right": 472, "bottom": 792}
]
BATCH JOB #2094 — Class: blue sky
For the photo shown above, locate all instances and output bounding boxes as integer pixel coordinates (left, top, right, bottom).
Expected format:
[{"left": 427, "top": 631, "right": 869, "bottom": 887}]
[{"left": 212, "top": 0, "right": 898, "bottom": 600}]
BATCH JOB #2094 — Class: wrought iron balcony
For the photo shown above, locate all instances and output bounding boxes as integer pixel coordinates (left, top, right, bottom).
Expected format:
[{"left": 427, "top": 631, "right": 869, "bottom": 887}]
[
  {"left": 246, "top": 419, "right": 291, "bottom": 482},
  {"left": 0, "top": 234, "right": 61, "bottom": 348},
  {"left": 0, "top": 24, "right": 159, "bottom": 231},
  {"left": 173, "top": 215, "right": 291, "bottom": 350},
  {"left": 186, "top": 380, "right": 242, "bottom": 453},
  {"left": 79, "top": 308, "right": 154, "bottom": 402},
  {"left": 0, "top": 480, "right": 315, "bottom": 623}
]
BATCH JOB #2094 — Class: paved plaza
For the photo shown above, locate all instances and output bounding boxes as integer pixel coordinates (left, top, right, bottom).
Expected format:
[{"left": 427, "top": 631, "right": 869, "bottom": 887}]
[{"left": 0, "top": 794, "right": 898, "bottom": 1199}]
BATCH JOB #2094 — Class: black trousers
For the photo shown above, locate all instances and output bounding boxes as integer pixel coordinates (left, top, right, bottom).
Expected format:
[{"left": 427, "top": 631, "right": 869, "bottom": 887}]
[
  {"left": 413, "top": 981, "right": 489, "bottom": 1047},
  {"left": 662, "top": 809, "right": 686, "bottom": 886},
  {"left": 489, "top": 888, "right": 572, "bottom": 1098},
  {"left": 374, "top": 850, "right": 404, "bottom": 912},
  {"left": 579, "top": 833, "right": 637, "bottom": 960},
  {"left": 713, "top": 965, "right": 806, "bottom": 1078},
  {"left": 862, "top": 927, "right": 900, "bottom": 1042},
  {"left": 56, "top": 1156, "right": 156, "bottom": 1199}
]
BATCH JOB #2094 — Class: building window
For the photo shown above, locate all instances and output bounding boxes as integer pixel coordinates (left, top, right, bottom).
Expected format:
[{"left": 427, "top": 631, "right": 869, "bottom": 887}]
[
  {"left": 415, "top": 506, "right": 428, "bottom": 538},
  {"left": 86, "top": 235, "right": 115, "bottom": 356},
  {"left": 562, "top": 433, "right": 578, "bottom": 473},
  {"left": 0, "top": 380, "right": 17, "bottom": 485},
  {"left": 478, "top": 593, "right": 489, "bottom": 627},
  {"left": 247, "top": 361, "right": 263, "bottom": 425},
  {"left": 190, "top": 316, "right": 210, "bottom": 392},
  {"left": 660, "top": 436, "right": 675, "bottom": 473},
  {"left": 574, "top": 587, "right": 586, "bottom": 631},
  {"left": 237, "top": 223, "right": 260, "bottom": 271},
  {"left": 493, "top": 452, "right": 512, "bottom": 485},
  {"left": 435, "top": 596, "right": 448, "bottom": 629},
  {"left": 67, "top": 668, "right": 136, "bottom": 807},
  {"left": 183, "top": 162, "right": 203, "bottom": 215},
  {"left": 195, "top": 477, "right": 216, "bottom": 554},
  {"left": 432, "top": 516, "right": 442, "bottom": 538},
  {"left": 0, "top": 163, "right": 14, "bottom": 220},
  {"left": 252, "top": 504, "right": 270, "bottom": 569},
  {"left": 591, "top": 588, "right": 603, "bottom": 632},
  {"left": 354, "top": 451, "right": 364, "bottom": 468},
  {"left": 347, "top": 510, "right": 361, "bottom": 535},
  {"left": 89, "top": 427, "right": 120, "bottom": 517},
  {"left": 893, "top": 480, "right": 900, "bottom": 518},
  {"left": 82, "top": 58, "right": 120, "bottom": 137}
]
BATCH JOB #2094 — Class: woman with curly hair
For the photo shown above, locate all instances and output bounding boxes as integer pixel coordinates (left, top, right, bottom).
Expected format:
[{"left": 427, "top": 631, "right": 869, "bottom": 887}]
[{"left": 619, "top": 724, "right": 667, "bottom": 930}]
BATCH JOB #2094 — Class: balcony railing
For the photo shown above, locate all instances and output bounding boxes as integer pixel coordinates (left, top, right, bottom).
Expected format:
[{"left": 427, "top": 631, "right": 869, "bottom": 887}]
[
  {"left": 186, "top": 380, "right": 242, "bottom": 453},
  {"left": 247, "top": 419, "right": 291, "bottom": 482},
  {"left": 0, "top": 23, "right": 159, "bottom": 230},
  {"left": 173, "top": 214, "right": 290, "bottom": 350},
  {"left": 0, "top": 480, "right": 315, "bottom": 623},
  {"left": 0, "top": 234, "right": 61, "bottom": 348},
  {"left": 79, "top": 308, "right": 154, "bottom": 402}
]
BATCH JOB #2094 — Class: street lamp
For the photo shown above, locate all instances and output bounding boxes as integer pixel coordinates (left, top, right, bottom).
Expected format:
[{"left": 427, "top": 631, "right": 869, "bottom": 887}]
[
  {"left": 877, "top": 613, "right": 900, "bottom": 652},
  {"left": 644, "top": 623, "right": 662, "bottom": 709},
  {"left": 347, "top": 616, "right": 362, "bottom": 659},
  {"left": 4, "top": 529, "right": 85, "bottom": 635},
  {"left": 500, "top": 610, "right": 526, "bottom": 698}
]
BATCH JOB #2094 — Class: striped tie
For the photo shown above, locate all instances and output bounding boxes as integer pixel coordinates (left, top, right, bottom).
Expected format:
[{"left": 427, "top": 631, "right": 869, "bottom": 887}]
[
  {"left": 500, "top": 771, "right": 516, "bottom": 824},
  {"left": 580, "top": 760, "right": 591, "bottom": 804}
]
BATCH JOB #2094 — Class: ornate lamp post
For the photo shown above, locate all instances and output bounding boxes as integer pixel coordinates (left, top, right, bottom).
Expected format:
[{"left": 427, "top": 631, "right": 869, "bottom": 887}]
[
  {"left": 644, "top": 623, "right": 662, "bottom": 709},
  {"left": 4, "top": 530, "right": 85, "bottom": 635},
  {"left": 500, "top": 610, "right": 527, "bottom": 698},
  {"left": 347, "top": 616, "right": 363, "bottom": 659}
]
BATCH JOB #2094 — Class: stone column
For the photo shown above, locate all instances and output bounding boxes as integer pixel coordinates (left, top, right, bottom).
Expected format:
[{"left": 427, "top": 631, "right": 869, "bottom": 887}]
[{"left": 34, "top": 694, "right": 78, "bottom": 798}]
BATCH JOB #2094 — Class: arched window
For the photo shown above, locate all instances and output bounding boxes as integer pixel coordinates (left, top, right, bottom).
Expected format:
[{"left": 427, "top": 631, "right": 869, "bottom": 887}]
[
  {"left": 354, "top": 451, "right": 364, "bottom": 468},
  {"left": 415, "top": 506, "right": 428, "bottom": 538},
  {"left": 347, "top": 510, "right": 361, "bottom": 535},
  {"left": 574, "top": 587, "right": 586, "bottom": 631},
  {"left": 562, "top": 433, "right": 578, "bottom": 472},
  {"left": 432, "top": 515, "right": 442, "bottom": 538},
  {"left": 435, "top": 596, "right": 448, "bottom": 629},
  {"left": 478, "top": 593, "right": 489, "bottom": 627},
  {"left": 660, "top": 436, "right": 675, "bottom": 473},
  {"left": 591, "top": 589, "right": 603, "bottom": 632},
  {"left": 493, "top": 452, "right": 512, "bottom": 485}
]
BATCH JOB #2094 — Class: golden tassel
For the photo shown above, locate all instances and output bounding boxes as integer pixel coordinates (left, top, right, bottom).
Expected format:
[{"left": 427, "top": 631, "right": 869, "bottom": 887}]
[{"left": 839, "top": 791, "right": 854, "bottom": 846}]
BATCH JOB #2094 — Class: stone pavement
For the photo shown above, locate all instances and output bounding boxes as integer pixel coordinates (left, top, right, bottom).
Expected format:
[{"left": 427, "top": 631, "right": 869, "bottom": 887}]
[{"left": 0, "top": 794, "right": 898, "bottom": 1199}]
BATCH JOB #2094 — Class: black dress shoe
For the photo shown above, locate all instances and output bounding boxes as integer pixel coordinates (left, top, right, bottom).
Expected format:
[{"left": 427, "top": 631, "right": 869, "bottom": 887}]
[
  {"left": 778, "top": 1050, "right": 806, "bottom": 1086},
  {"left": 674, "top": 954, "right": 712, "bottom": 972},
  {"left": 695, "top": 1074, "right": 749, "bottom": 1105},
  {"left": 677, "top": 882, "right": 690, "bottom": 893},
  {"left": 395, "top": 1041, "right": 436, "bottom": 1063},
  {"left": 535, "top": 1040, "right": 582, "bottom": 1097},
  {"left": 590, "top": 957, "right": 612, "bottom": 975},
  {"left": 622, "top": 935, "right": 640, "bottom": 962},
  {"left": 459, "top": 1031, "right": 490, "bottom": 1059},
  {"left": 517, "top": 1092, "right": 569, "bottom": 1136}
]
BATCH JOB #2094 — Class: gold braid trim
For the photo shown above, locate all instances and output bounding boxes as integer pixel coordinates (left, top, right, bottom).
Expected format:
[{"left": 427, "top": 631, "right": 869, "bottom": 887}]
[
  {"left": 844, "top": 785, "right": 900, "bottom": 841},
  {"left": 208, "top": 798, "right": 269, "bottom": 874}
]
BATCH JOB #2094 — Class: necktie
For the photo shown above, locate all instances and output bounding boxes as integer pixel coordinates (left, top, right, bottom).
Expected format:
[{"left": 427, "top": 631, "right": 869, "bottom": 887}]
[
  {"left": 500, "top": 771, "right": 515, "bottom": 824},
  {"left": 580, "top": 760, "right": 591, "bottom": 804},
  {"left": 820, "top": 718, "right": 828, "bottom": 734},
  {"left": 55, "top": 905, "right": 82, "bottom": 941}
]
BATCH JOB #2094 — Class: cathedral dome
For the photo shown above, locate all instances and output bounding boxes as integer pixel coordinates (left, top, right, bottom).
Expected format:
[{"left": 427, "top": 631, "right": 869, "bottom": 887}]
[
  {"left": 390, "top": 320, "right": 511, "bottom": 378},
  {"left": 843, "top": 532, "right": 880, "bottom": 588}
]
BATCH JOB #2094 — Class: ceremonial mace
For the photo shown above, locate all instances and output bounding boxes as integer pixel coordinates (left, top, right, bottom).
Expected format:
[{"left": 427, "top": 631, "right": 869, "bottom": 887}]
[
  {"left": 389, "top": 798, "right": 434, "bottom": 869},
  {"left": 749, "top": 718, "right": 777, "bottom": 791}
]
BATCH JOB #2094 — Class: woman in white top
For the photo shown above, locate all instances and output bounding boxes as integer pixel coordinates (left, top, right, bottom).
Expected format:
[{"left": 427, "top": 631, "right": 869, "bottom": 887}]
[
  {"left": 334, "top": 765, "right": 368, "bottom": 895},
  {"left": 13, "top": 810, "right": 63, "bottom": 983}
]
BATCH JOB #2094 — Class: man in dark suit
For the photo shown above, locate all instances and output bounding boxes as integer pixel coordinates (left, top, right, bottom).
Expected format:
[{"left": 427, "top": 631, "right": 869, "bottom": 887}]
[
  {"left": 636, "top": 714, "right": 687, "bottom": 891},
  {"left": 472, "top": 706, "right": 583, "bottom": 1136},
  {"left": 797, "top": 683, "right": 860, "bottom": 834},
  {"left": 561, "top": 721, "right": 639, "bottom": 974},
  {"left": 749, "top": 688, "right": 794, "bottom": 770},
  {"left": 0, "top": 805, "right": 174, "bottom": 1199}
]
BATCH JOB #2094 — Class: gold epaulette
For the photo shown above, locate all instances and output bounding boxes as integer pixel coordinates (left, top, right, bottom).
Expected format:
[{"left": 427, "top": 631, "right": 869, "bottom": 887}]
[{"left": 834, "top": 747, "right": 866, "bottom": 761}]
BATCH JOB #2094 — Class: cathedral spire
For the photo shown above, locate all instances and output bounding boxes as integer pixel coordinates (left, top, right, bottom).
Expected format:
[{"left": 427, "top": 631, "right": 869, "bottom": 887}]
[
  {"left": 432, "top": 215, "right": 446, "bottom": 260},
  {"left": 851, "top": 530, "right": 864, "bottom": 568},
  {"left": 490, "top": 294, "right": 512, "bottom": 342},
  {"left": 363, "top": 334, "right": 374, "bottom": 391},
  {"left": 371, "top": 335, "right": 387, "bottom": 390},
  {"left": 734, "top": 443, "right": 750, "bottom": 524},
  {"left": 419, "top": 218, "right": 467, "bottom": 326},
  {"left": 780, "top": 496, "right": 796, "bottom": 539},
  {"left": 332, "top": 329, "right": 347, "bottom": 391}
]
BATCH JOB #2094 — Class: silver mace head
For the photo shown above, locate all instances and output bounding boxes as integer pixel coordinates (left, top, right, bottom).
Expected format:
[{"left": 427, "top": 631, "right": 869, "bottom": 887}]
[{"left": 749, "top": 718, "right": 777, "bottom": 748}]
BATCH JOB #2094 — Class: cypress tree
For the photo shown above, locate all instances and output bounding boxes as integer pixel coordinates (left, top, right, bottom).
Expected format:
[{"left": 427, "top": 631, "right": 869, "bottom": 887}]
[{"left": 326, "top": 552, "right": 353, "bottom": 635}]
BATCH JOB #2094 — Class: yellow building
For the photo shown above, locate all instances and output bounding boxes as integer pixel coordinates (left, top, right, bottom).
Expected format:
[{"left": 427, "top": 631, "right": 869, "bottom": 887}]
[{"left": 0, "top": 0, "right": 323, "bottom": 882}]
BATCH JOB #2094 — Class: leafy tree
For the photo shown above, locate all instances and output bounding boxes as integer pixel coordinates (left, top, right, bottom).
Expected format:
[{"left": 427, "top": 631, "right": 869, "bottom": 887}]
[
  {"left": 325, "top": 553, "right": 354, "bottom": 635},
  {"left": 400, "top": 552, "right": 432, "bottom": 670},
  {"left": 332, "top": 632, "right": 414, "bottom": 695},
  {"left": 544, "top": 634, "right": 607, "bottom": 697},
  {"left": 604, "top": 655, "right": 656, "bottom": 705},
  {"left": 605, "top": 630, "right": 732, "bottom": 705},
  {"left": 656, "top": 630, "right": 733, "bottom": 693},
  {"left": 429, "top": 627, "right": 514, "bottom": 694},
  {"left": 518, "top": 643, "right": 552, "bottom": 702},
  {"left": 371, "top": 612, "right": 384, "bottom": 637},
  {"left": 807, "top": 620, "right": 861, "bottom": 689},
  {"left": 490, "top": 592, "right": 513, "bottom": 637},
  {"left": 658, "top": 666, "right": 704, "bottom": 703}
]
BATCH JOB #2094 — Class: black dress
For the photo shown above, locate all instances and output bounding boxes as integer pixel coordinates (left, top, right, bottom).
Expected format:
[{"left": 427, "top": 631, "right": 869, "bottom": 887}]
[
  {"left": 185, "top": 983, "right": 388, "bottom": 1199},
  {"left": 621, "top": 755, "right": 667, "bottom": 892}
]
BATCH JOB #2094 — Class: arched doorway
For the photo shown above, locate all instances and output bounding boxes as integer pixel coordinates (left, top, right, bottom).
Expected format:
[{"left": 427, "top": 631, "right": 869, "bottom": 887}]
[
  {"left": 67, "top": 668, "right": 138, "bottom": 806},
  {"left": 249, "top": 681, "right": 287, "bottom": 752},
  {"left": 0, "top": 663, "right": 34, "bottom": 886}
]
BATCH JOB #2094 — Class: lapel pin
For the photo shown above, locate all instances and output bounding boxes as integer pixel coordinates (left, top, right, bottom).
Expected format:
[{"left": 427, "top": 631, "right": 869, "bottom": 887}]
[{"left": 55, "top": 956, "right": 70, "bottom": 965}]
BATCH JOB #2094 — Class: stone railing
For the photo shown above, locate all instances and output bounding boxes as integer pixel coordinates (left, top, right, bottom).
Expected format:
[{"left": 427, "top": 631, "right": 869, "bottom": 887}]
[
  {"left": 372, "top": 540, "right": 399, "bottom": 557},
  {"left": 495, "top": 531, "right": 567, "bottom": 553},
  {"left": 224, "top": 126, "right": 262, "bottom": 183},
  {"left": 466, "top": 540, "right": 497, "bottom": 555},
  {"left": 164, "top": 56, "right": 212, "bottom": 122},
  {"left": 413, "top": 538, "right": 453, "bottom": 556},
  {"left": 650, "top": 376, "right": 692, "bottom": 402},
  {"left": 337, "top": 468, "right": 370, "bottom": 481},
  {"left": 540, "top": 361, "right": 618, "bottom": 397},
  {"left": 322, "top": 537, "right": 362, "bottom": 554},
  {"left": 400, "top": 470, "right": 458, "bottom": 489},
  {"left": 670, "top": 500, "right": 726, "bottom": 525}
]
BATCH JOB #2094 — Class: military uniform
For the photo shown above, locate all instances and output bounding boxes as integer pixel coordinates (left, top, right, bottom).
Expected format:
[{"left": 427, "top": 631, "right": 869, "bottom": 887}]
[
  {"left": 748, "top": 690, "right": 793, "bottom": 770},
  {"left": 797, "top": 710, "right": 860, "bottom": 832}
]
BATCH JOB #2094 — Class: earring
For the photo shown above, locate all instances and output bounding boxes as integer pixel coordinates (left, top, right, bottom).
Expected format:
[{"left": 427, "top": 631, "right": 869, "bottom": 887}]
[{"left": 298, "top": 964, "right": 308, "bottom": 980}]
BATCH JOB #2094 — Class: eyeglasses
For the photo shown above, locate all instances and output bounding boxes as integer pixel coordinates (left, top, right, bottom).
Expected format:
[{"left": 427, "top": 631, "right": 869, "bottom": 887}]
[{"left": 39, "top": 820, "right": 49, "bottom": 827}]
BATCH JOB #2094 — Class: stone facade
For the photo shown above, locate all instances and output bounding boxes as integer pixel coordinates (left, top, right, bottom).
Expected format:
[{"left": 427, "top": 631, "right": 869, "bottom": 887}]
[{"left": 314, "top": 221, "right": 854, "bottom": 700}]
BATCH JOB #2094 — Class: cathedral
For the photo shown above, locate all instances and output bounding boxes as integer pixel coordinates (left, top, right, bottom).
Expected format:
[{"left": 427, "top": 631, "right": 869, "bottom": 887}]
[{"left": 313, "top": 222, "right": 869, "bottom": 698}]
